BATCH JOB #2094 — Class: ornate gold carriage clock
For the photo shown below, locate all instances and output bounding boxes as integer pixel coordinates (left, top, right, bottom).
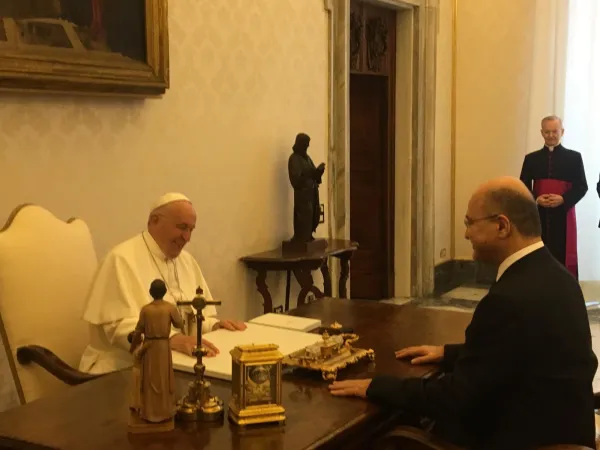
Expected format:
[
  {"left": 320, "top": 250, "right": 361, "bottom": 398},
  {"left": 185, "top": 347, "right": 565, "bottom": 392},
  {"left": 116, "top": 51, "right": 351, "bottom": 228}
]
[{"left": 228, "top": 344, "right": 286, "bottom": 426}]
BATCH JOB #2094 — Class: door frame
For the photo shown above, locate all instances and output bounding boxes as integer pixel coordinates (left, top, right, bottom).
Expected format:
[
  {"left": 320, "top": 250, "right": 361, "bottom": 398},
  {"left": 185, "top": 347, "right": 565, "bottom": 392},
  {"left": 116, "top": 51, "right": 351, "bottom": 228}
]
[{"left": 324, "top": 0, "right": 438, "bottom": 298}]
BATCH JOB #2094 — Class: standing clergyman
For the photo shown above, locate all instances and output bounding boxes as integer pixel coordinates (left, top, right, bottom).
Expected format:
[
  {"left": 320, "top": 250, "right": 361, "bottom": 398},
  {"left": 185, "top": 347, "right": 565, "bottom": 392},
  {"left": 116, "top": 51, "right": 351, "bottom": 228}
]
[{"left": 520, "top": 115, "right": 588, "bottom": 278}]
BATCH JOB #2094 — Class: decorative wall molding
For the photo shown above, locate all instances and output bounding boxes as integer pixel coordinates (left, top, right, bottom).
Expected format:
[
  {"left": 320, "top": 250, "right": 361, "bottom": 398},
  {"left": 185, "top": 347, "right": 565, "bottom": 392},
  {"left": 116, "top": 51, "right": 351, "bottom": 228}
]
[
  {"left": 328, "top": 0, "right": 438, "bottom": 297},
  {"left": 450, "top": 0, "right": 458, "bottom": 259}
]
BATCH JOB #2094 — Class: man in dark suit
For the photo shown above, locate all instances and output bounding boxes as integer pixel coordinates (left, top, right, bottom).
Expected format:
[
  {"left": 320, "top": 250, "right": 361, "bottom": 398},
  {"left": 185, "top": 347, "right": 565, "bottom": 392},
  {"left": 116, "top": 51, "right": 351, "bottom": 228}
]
[{"left": 329, "top": 176, "right": 598, "bottom": 449}]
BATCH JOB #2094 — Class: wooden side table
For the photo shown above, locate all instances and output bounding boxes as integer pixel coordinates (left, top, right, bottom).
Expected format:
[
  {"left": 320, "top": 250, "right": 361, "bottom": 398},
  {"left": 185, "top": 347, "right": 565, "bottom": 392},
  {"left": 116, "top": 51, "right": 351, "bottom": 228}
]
[{"left": 240, "top": 239, "right": 359, "bottom": 313}]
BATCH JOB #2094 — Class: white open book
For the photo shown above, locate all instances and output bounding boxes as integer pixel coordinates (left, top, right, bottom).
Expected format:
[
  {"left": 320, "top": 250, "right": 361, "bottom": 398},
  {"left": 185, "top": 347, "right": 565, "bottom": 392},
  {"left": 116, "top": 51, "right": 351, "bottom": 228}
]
[
  {"left": 172, "top": 320, "right": 322, "bottom": 381},
  {"left": 248, "top": 312, "right": 321, "bottom": 332}
]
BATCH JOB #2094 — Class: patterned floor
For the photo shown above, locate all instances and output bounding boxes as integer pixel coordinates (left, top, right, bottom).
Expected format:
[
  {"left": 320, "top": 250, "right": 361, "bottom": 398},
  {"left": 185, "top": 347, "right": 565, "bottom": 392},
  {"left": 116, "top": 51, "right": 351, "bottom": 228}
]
[{"left": 2, "top": 284, "right": 599, "bottom": 412}]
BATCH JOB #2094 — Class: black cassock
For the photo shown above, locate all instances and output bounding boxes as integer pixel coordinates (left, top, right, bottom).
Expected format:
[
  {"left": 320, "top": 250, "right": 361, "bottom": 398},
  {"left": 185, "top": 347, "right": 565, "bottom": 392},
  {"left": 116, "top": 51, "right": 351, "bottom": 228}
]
[{"left": 519, "top": 144, "right": 587, "bottom": 278}]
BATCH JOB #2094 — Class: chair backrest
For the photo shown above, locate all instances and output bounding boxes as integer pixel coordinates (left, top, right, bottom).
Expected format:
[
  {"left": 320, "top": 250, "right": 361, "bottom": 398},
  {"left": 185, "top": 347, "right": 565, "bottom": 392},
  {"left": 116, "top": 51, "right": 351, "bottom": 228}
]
[{"left": 0, "top": 204, "right": 97, "bottom": 404}]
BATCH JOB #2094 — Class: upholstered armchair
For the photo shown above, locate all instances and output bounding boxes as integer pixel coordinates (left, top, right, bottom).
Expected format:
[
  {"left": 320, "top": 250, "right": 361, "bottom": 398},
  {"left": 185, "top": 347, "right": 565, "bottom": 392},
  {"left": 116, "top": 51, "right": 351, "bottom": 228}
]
[
  {"left": 373, "top": 394, "right": 600, "bottom": 450},
  {"left": 374, "top": 426, "right": 596, "bottom": 450},
  {"left": 0, "top": 204, "right": 102, "bottom": 405},
  {"left": 373, "top": 425, "right": 462, "bottom": 450}
]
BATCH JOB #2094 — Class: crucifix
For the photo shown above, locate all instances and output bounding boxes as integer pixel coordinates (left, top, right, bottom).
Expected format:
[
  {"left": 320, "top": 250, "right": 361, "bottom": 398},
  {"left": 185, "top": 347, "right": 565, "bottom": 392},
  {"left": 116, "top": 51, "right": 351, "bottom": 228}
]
[{"left": 175, "top": 287, "right": 225, "bottom": 422}]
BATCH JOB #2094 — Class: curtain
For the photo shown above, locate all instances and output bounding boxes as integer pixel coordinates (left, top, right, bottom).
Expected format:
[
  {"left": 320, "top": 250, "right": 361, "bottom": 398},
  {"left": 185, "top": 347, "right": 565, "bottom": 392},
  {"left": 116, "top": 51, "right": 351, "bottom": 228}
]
[
  {"left": 563, "top": 0, "right": 600, "bottom": 284},
  {"left": 523, "top": 0, "right": 600, "bottom": 290},
  {"left": 524, "top": 0, "right": 570, "bottom": 154}
]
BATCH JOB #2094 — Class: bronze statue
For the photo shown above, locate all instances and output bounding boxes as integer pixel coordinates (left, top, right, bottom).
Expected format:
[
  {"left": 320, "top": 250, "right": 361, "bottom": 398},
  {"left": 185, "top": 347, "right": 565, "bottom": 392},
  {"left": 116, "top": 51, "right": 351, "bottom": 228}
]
[
  {"left": 128, "top": 279, "right": 183, "bottom": 433},
  {"left": 287, "top": 133, "right": 325, "bottom": 244}
]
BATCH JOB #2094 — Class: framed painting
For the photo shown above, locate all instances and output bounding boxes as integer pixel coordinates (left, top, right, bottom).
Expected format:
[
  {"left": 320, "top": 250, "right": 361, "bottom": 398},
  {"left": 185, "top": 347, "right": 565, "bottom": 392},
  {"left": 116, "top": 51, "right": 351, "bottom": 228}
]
[{"left": 0, "top": 0, "right": 169, "bottom": 97}]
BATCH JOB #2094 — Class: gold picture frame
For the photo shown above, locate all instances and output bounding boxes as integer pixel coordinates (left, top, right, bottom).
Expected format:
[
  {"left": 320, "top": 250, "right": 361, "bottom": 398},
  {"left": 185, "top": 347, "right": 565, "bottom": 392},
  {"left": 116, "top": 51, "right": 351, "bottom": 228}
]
[{"left": 0, "top": 0, "right": 169, "bottom": 97}]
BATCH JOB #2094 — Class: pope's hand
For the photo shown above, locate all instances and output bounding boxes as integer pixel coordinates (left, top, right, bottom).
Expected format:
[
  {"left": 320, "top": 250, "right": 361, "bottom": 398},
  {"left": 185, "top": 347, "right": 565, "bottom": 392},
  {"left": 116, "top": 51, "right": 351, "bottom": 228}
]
[
  {"left": 170, "top": 334, "right": 219, "bottom": 357},
  {"left": 394, "top": 345, "right": 444, "bottom": 364},
  {"left": 213, "top": 320, "right": 247, "bottom": 331}
]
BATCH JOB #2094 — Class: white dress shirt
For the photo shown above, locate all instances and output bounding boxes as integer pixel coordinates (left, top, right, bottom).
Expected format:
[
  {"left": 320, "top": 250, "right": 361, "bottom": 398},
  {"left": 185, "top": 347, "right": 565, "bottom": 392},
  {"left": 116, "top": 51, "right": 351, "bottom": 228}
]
[{"left": 496, "top": 241, "right": 545, "bottom": 281}]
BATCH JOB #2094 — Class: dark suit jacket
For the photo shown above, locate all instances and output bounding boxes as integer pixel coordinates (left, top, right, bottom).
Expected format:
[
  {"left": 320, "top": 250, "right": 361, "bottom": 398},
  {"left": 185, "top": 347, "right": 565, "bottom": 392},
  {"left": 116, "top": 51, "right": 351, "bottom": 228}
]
[{"left": 367, "top": 247, "right": 598, "bottom": 449}]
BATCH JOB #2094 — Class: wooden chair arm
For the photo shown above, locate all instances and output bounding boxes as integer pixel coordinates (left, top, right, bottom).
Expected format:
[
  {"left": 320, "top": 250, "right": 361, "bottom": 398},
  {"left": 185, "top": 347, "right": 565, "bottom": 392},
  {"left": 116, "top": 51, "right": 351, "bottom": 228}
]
[
  {"left": 0, "top": 436, "right": 59, "bottom": 449},
  {"left": 16, "top": 345, "right": 102, "bottom": 386},
  {"left": 537, "top": 446, "right": 594, "bottom": 449},
  {"left": 373, "top": 425, "right": 463, "bottom": 450}
]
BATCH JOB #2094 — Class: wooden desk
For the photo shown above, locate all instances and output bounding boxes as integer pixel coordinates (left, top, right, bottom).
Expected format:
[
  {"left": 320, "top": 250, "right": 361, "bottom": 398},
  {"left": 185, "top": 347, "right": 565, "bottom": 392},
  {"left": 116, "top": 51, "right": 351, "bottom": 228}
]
[
  {"left": 240, "top": 239, "right": 358, "bottom": 313},
  {"left": 0, "top": 299, "right": 472, "bottom": 450}
]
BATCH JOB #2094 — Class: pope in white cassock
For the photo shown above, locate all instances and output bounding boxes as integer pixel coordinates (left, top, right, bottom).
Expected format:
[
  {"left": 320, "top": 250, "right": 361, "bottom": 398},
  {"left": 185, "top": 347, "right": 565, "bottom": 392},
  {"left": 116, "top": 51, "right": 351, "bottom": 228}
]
[{"left": 79, "top": 193, "right": 246, "bottom": 374}]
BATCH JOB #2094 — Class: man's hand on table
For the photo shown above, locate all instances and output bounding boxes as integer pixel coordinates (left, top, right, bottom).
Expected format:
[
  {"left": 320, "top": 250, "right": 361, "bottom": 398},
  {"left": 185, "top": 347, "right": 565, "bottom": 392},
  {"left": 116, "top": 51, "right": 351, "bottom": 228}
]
[
  {"left": 213, "top": 319, "right": 247, "bottom": 331},
  {"left": 395, "top": 345, "right": 444, "bottom": 364},
  {"left": 329, "top": 379, "right": 372, "bottom": 398},
  {"left": 170, "top": 334, "right": 219, "bottom": 357},
  {"left": 329, "top": 346, "right": 445, "bottom": 399}
]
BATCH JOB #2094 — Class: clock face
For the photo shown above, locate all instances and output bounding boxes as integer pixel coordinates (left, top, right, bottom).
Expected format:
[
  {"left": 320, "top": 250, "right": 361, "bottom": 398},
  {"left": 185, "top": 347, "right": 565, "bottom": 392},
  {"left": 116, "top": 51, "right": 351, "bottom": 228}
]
[
  {"left": 245, "top": 364, "right": 276, "bottom": 406},
  {"left": 248, "top": 365, "right": 270, "bottom": 384}
]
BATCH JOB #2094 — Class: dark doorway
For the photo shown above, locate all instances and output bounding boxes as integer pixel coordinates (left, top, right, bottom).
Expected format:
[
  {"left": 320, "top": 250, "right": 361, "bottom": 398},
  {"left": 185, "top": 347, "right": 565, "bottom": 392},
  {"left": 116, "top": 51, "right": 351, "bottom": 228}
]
[{"left": 349, "top": 0, "right": 396, "bottom": 299}]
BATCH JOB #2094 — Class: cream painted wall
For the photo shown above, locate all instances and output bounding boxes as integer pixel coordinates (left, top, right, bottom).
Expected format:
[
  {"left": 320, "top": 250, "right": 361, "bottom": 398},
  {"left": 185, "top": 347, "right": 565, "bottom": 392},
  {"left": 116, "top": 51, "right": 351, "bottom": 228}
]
[
  {"left": 0, "top": 0, "right": 329, "bottom": 322},
  {"left": 453, "top": 0, "right": 537, "bottom": 259},
  {"left": 434, "top": 0, "right": 453, "bottom": 264}
]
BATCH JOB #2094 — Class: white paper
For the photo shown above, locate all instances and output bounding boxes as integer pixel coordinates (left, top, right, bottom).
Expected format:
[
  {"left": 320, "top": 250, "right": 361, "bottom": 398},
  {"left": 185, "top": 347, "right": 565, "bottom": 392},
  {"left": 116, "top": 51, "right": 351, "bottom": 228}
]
[
  {"left": 249, "top": 313, "right": 321, "bottom": 332},
  {"left": 172, "top": 322, "right": 322, "bottom": 380}
]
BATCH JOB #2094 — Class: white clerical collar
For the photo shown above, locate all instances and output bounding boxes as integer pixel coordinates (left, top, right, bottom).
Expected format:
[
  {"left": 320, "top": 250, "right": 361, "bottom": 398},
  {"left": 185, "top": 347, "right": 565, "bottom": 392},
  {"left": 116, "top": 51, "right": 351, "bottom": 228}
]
[
  {"left": 496, "top": 241, "right": 544, "bottom": 281},
  {"left": 142, "top": 231, "right": 169, "bottom": 261},
  {"left": 548, "top": 146, "right": 555, "bottom": 152}
]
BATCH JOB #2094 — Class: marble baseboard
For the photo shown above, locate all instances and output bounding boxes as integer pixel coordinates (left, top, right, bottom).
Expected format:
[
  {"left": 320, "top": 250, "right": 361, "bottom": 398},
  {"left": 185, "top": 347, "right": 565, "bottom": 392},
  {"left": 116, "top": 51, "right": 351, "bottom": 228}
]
[
  {"left": 380, "top": 298, "right": 413, "bottom": 306},
  {"left": 442, "top": 286, "right": 488, "bottom": 302},
  {"left": 412, "top": 295, "right": 600, "bottom": 322},
  {"left": 434, "top": 260, "right": 496, "bottom": 295}
]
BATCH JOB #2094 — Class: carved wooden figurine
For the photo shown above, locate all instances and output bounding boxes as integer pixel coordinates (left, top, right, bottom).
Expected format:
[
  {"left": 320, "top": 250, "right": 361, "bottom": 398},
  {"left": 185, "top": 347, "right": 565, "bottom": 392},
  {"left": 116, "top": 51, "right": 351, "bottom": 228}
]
[
  {"left": 129, "top": 330, "right": 149, "bottom": 414},
  {"left": 128, "top": 279, "right": 183, "bottom": 433}
]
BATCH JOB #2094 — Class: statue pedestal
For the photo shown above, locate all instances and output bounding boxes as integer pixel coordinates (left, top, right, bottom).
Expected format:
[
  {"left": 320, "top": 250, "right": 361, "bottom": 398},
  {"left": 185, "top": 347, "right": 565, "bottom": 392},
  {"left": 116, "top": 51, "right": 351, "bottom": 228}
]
[
  {"left": 281, "top": 238, "right": 328, "bottom": 255},
  {"left": 128, "top": 413, "right": 175, "bottom": 434}
]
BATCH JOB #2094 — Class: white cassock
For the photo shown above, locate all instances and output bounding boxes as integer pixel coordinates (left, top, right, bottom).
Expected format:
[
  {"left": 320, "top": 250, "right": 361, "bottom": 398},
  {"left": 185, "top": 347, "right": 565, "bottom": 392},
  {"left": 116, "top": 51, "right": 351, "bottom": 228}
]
[{"left": 79, "top": 230, "right": 218, "bottom": 374}]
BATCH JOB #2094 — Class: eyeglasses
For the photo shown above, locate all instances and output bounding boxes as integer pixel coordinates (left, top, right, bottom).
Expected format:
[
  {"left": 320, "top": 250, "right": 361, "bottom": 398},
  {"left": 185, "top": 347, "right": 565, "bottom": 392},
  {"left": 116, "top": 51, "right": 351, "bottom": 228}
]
[{"left": 464, "top": 214, "right": 499, "bottom": 228}]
